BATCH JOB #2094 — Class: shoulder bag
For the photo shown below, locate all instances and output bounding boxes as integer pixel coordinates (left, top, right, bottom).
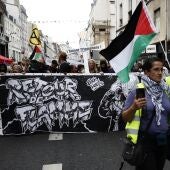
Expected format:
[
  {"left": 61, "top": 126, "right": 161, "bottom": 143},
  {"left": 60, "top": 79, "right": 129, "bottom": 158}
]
[{"left": 121, "top": 109, "right": 155, "bottom": 166}]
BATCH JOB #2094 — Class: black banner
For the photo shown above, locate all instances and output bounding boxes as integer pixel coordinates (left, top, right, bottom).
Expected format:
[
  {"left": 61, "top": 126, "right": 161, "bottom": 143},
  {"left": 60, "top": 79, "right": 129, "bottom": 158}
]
[{"left": 0, "top": 74, "right": 138, "bottom": 135}]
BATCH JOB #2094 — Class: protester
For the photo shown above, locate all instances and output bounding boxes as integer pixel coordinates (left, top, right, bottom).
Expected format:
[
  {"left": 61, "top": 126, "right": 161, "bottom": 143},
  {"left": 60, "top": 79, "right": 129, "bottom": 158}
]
[
  {"left": 29, "top": 60, "right": 49, "bottom": 73},
  {"left": 107, "top": 63, "right": 115, "bottom": 73},
  {"left": 49, "top": 60, "right": 58, "bottom": 73},
  {"left": 164, "top": 60, "right": 170, "bottom": 75},
  {"left": 132, "top": 62, "right": 143, "bottom": 72},
  {"left": 88, "top": 59, "right": 98, "bottom": 73},
  {"left": 70, "top": 64, "right": 78, "bottom": 73},
  {"left": 77, "top": 64, "right": 84, "bottom": 73},
  {"left": 59, "top": 61, "right": 71, "bottom": 74},
  {"left": 99, "top": 59, "right": 115, "bottom": 73},
  {"left": 157, "top": 52, "right": 170, "bottom": 77},
  {"left": 11, "top": 63, "right": 24, "bottom": 73},
  {"left": 99, "top": 59, "right": 109, "bottom": 73},
  {"left": 122, "top": 57, "right": 170, "bottom": 170},
  {"left": 58, "top": 52, "right": 67, "bottom": 65},
  {"left": 58, "top": 52, "right": 71, "bottom": 73},
  {"left": 21, "top": 58, "right": 30, "bottom": 73}
]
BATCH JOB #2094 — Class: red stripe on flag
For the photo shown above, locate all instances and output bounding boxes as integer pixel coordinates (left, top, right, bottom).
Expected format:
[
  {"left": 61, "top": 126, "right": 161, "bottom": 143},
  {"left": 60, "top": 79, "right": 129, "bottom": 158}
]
[
  {"left": 35, "top": 46, "right": 42, "bottom": 53},
  {"left": 135, "top": 6, "right": 154, "bottom": 35}
]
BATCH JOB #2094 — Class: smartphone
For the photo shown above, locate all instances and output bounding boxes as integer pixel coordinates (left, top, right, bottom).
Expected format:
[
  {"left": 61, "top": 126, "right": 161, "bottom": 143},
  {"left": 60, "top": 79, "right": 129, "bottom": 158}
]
[{"left": 136, "top": 88, "right": 145, "bottom": 99}]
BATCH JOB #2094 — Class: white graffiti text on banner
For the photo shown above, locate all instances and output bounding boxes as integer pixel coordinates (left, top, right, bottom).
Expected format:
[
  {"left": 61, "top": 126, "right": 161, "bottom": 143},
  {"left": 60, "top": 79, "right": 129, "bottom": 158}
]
[
  {"left": 5, "top": 77, "right": 93, "bottom": 132},
  {"left": 86, "top": 77, "right": 104, "bottom": 91}
]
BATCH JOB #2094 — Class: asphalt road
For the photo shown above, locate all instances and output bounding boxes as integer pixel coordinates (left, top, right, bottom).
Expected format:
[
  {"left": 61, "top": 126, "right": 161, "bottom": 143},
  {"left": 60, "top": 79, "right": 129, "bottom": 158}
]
[{"left": 0, "top": 131, "right": 170, "bottom": 170}]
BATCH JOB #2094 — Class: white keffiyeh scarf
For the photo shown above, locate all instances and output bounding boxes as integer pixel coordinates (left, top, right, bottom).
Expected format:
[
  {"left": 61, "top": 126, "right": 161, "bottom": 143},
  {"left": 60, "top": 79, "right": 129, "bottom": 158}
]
[{"left": 141, "top": 75, "right": 170, "bottom": 126}]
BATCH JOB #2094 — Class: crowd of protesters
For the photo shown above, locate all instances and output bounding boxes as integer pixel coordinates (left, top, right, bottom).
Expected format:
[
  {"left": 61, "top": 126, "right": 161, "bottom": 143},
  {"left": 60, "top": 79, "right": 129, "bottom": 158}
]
[
  {"left": 1, "top": 51, "right": 169, "bottom": 75},
  {"left": 0, "top": 51, "right": 115, "bottom": 74}
]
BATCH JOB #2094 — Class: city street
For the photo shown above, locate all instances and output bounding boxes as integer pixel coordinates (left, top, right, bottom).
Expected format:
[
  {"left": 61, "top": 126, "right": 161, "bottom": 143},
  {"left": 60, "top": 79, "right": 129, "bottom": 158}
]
[
  {"left": 0, "top": 0, "right": 170, "bottom": 169},
  {"left": 0, "top": 131, "right": 170, "bottom": 170}
]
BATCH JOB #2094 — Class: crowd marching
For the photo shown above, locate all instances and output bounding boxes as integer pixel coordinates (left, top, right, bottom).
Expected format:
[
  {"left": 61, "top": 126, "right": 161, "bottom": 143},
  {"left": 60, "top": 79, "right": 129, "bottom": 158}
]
[{"left": 0, "top": 51, "right": 116, "bottom": 74}]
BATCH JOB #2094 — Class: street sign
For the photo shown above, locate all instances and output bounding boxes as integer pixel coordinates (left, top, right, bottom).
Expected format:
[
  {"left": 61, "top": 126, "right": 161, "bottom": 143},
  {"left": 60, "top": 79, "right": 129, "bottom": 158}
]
[{"left": 146, "top": 45, "right": 156, "bottom": 53}]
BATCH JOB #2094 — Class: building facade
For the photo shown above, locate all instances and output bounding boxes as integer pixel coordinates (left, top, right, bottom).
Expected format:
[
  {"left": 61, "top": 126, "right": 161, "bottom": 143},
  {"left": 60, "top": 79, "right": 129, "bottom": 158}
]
[
  {"left": 0, "top": 0, "right": 8, "bottom": 56},
  {"left": 87, "top": 0, "right": 116, "bottom": 47},
  {"left": 146, "top": 0, "right": 169, "bottom": 59},
  {"left": 86, "top": 0, "right": 170, "bottom": 62},
  {"left": 4, "top": 14, "right": 21, "bottom": 61},
  {"left": 2, "top": 0, "right": 22, "bottom": 61},
  {"left": 42, "top": 35, "right": 56, "bottom": 59}
]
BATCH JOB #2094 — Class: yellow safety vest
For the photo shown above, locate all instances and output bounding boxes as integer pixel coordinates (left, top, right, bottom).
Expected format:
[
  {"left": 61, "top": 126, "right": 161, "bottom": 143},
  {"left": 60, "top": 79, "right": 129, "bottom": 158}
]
[
  {"left": 166, "top": 76, "right": 170, "bottom": 86},
  {"left": 165, "top": 76, "right": 170, "bottom": 124},
  {"left": 125, "top": 77, "right": 170, "bottom": 144},
  {"left": 125, "top": 83, "right": 144, "bottom": 144}
]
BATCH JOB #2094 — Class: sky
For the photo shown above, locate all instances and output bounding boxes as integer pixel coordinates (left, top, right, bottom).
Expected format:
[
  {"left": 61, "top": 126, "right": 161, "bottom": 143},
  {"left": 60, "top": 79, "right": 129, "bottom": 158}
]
[{"left": 20, "top": 0, "right": 93, "bottom": 48}]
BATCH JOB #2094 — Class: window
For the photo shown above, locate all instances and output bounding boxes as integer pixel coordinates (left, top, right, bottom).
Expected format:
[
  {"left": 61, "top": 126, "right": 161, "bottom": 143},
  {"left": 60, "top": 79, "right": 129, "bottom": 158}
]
[
  {"left": 119, "top": 19, "right": 123, "bottom": 27},
  {"left": 154, "top": 8, "right": 160, "bottom": 32},
  {"left": 99, "top": 28, "right": 106, "bottom": 32},
  {"left": 110, "top": 1, "right": 115, "bottom": 15},
  {"left": 9, "top": 15, "right": 13, "bottom": 22},
  {"left": 110, "top": 1, "right": 115, "bottom": 4},
  {"left": 119, "top": 3, "right": 123, "bottom": 27},
  {"left": 120, "top": 3, "right": 123, "bottom": 19}
]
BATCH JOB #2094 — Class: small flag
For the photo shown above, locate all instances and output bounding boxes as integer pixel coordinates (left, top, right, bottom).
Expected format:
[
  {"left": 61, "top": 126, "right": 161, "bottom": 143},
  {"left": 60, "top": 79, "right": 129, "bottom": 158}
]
[
  {"left": 100, "top": 0, "right": 157, "bottom": 83},
  {"left": 29, "top": 46, "right": 45, "bottom": 63},
  {"left": 29, "top": 25, "right": 41, "bottom": 46}
]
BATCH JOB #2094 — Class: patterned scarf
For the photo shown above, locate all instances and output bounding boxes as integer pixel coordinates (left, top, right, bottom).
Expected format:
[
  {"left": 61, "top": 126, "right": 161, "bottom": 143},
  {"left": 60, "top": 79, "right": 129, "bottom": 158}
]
[{"left": 141, "top": 75, "right": 170, "bottom": 126}]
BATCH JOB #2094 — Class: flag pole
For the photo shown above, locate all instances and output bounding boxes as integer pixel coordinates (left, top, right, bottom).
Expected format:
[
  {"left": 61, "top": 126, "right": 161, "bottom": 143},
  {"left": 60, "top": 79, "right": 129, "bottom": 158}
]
[{"left": 159, "top": 41, "right": 170, "bottom": 67}]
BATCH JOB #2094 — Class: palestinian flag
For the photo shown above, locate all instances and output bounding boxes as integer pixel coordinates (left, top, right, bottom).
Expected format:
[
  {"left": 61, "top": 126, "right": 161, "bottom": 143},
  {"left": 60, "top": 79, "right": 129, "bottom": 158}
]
[
  {"left": 100, "top": 0, "right": 157, "bottom": 83},
  {"left": 29, "top": 46, "right": 45, "bottom": 63}
]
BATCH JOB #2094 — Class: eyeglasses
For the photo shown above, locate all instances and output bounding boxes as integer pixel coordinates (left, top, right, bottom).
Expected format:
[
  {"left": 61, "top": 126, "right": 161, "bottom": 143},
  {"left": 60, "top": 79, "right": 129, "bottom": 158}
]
[{"left": 151, "top": 67, "right": 164, "bottom": 72}]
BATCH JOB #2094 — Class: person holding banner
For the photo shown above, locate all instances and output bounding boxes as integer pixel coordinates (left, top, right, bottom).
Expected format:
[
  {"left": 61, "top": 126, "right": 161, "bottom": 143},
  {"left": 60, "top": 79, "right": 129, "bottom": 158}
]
[{"left": 122, "top": 57, "right": 170, "bottom": 170}]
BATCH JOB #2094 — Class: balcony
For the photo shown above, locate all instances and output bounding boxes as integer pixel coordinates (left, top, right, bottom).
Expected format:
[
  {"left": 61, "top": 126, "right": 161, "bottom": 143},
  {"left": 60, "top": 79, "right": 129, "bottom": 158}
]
[{"left": 0, "top": 33, "right": 9, "bottom": 45}]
